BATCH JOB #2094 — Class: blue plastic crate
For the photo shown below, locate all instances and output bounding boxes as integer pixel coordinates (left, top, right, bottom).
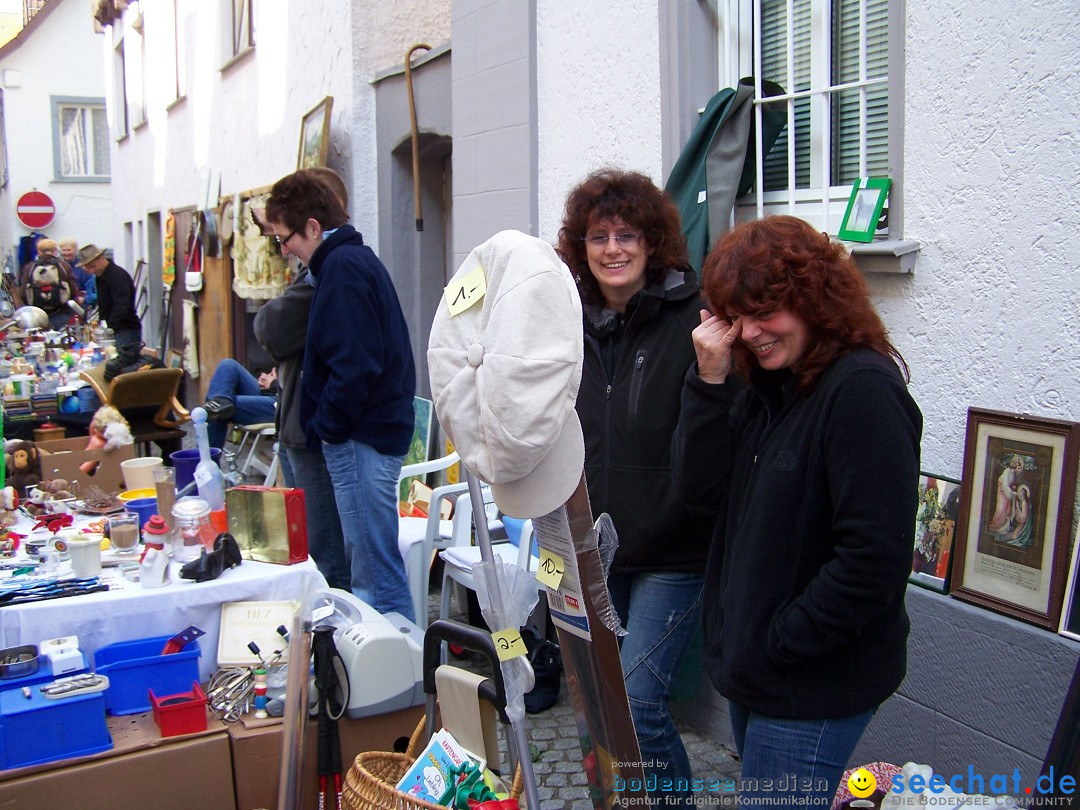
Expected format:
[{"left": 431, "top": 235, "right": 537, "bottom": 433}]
[
  {"left": 76, "top": 386, "right": 101, "bottom": 413},
  {"left": 0, "top": 684, "right": 112, "bottom": 769},
  {"left": 93, "top": 635, "right": 201, "bottom": 716}
]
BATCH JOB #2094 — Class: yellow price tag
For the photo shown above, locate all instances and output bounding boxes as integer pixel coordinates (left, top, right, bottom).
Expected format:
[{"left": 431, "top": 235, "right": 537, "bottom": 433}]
[
  {"left": 491, "top": 628, "right": 527, "bottom": 662},
  {"left": 444, "top": 265, "right": 487, "bottom": 317},
  {"left": 536, "top": 548, "right": 564, "bottom": 590}
]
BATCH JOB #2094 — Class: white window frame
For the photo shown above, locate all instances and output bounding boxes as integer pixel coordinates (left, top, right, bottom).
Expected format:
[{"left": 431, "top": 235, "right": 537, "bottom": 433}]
[
  {"left": 721, "top": 0, "right": 917, "bottom": 269},
  {"left": 221, "top": 0, "right": 255, "bottom": 69},
  {"left": 51, "top": 96, "right": 111, "bottom": 182}
]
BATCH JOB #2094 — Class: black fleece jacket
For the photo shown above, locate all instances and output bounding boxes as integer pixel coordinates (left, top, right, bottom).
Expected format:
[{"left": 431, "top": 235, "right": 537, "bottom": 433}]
[
  {"left": 301, "top": 225, "right": 416, "bottom": 455},
  {"left": 576, "top": 268, "right": 716, "bottom": 573},
  {"left": 672, "top": 348, "right": 922, "bottom": 718}
]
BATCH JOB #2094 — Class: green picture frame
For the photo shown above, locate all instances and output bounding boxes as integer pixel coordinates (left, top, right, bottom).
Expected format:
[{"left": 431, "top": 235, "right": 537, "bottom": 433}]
[{"left": 838, "top": 177, "right": 890, "bottom": 242}]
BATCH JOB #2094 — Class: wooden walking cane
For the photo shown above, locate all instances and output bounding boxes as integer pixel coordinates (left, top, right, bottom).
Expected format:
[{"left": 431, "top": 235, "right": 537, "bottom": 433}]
[{"left": 405, "top": 43, "right": 431, "bottom": 232}]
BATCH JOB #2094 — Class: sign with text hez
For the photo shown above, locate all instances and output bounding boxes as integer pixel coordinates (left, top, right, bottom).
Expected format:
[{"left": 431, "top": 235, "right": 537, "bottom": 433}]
[{"left": 16, "top": 190, "right": 56, "bottom": 229}]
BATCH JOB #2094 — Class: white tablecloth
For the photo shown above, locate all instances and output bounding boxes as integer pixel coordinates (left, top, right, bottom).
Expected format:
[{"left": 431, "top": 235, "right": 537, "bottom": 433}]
[{"left": 0, "top": 514, "right": 327, "bottom": 679}]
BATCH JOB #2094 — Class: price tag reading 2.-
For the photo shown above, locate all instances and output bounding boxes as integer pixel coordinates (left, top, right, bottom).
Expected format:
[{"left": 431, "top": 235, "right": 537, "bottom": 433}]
[
  {"left": 536, "top": 548, "right": 564, "bottom": 590},
  {"left": 491, "top": 628, "right": 527, "bottom": 662},
  {"left": 444, "top": 265, "right": 487, "bottom": 317}
]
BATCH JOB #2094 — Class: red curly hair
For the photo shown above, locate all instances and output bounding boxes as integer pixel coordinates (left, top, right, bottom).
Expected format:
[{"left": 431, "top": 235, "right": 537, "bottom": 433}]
[
  {"left": 556, "top": 168, "right": 688, "bottom": 307},
  {"left": 702, "top": 215, "right": 908, "bottom": 392}
]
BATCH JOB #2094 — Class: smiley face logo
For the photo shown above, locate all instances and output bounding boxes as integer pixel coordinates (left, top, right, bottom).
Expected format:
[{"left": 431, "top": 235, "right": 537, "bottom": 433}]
[{"left": 848, "top": 768, "right": 877, "bottom": 798}]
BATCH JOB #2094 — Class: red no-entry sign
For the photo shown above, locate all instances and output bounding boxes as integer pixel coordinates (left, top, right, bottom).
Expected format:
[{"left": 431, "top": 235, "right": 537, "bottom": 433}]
[{"left": 16, "top": 190, "right": 56, "bottom": 229}]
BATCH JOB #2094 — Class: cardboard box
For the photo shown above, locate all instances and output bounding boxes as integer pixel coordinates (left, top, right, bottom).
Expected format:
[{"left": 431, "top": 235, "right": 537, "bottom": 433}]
[
  {"left": 228, "top": 705, "right": 425, "bottom": 810},
  {"left": 36, "top": 435, "right": 135, "bottom": 494},
  {"left": 0, "top": 713, "right": 236, "bottom": 809}
]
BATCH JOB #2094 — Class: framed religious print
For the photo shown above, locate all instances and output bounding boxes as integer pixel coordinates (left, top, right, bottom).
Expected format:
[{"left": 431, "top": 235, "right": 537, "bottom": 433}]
[
  {"left": 952, "top": 407, "right": 1080, "bottom": 629},
  {"left": 297, "top": 96, "right": 333, "bottom": 169},
  {"left": 910, "top": 473, "right": 962, "bottom": 593}
]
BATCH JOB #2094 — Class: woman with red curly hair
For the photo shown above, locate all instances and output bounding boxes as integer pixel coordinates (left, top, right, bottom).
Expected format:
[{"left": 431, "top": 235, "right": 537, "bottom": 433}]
[
  {"left": 558, "top": 169, "right": 716, "bottom": 807},
  {"left": 672, "top": 216, "right": 922, "bottom": 805}
]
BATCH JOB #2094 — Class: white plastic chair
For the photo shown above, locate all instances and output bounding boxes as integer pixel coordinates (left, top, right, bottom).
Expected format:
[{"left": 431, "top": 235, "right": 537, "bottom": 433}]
[
  {"left": 438, "top": 516, "right": 540, "bottom": 628},
  {"left": 396, "top": 451, "right": 465, "bottom": 629}
]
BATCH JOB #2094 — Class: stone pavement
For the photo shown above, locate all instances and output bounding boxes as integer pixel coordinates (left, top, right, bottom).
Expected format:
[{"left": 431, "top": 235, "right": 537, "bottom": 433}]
[{"left": 434, "top": 595, "right": 742, "bottom": 809}]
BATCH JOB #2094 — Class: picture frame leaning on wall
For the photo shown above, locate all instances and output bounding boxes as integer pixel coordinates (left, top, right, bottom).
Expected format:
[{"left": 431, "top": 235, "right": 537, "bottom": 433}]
[
  {"left": 952, "top": 407, "right": 1080, "bottom": 630},
  {"left": 297, "top": 96, "right": 334, "bottom": 170},
  {"left": 1058, "top": 523, "right": 1080, "bottom": 641},
  {"left": 837, "top": 176, "right": 890, "bottom": 243},
  {"left": 911, "top": 472, "right": 962, "bottom": 594}
]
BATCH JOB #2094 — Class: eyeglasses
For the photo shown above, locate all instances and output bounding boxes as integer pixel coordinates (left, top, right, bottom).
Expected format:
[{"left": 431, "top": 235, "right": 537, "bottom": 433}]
[
  {"left": 582, "top": 232, "right": 642, "bottom": 248},
  {"left": 275, "top": 229, "right": 299, "bottom": 247}
]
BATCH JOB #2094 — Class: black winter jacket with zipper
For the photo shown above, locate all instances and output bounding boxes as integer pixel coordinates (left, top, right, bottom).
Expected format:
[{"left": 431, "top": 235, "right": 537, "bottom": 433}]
[
  {"left": 672, "top": 348, "right": 922, "bottom": 718},
  {"left": 576, "top": 268, "right": 716, "bottom": 574}
]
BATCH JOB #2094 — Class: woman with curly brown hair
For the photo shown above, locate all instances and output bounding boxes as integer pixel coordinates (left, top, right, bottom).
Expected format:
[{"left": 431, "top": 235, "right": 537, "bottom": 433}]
[
  {"left": 558, "top": 168, "right": 716, "bottom": 807},
  {"left": 672, "top": 215, "right": 922, "bottom": 806}
]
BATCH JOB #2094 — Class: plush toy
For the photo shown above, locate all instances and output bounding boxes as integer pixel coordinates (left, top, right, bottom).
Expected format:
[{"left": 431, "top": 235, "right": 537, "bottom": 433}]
[
  {"left": 80, "top": 405, "right": 134, "bottom": 475},
  {"left": 0, "top": 485, "right": 18, "bottom": 529},
  {"left": 3, "top": 439, "right": 41, "bottom": 494}
]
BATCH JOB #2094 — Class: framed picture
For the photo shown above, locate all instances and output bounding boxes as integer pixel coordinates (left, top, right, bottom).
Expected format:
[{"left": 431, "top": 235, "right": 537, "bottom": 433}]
[
  {"left": 910, "top": 472, "right": 962, "bottom": 593},
  {"left": 838, "top": 177, "right": 890, "bottom": 242},
  {"left": 952, "top": 407, "right": 1080, "bottom": 629},
  {"left": 297, "top": 96, "right": 333, "bottom": 170},
  {"left": 1059, "top": 524, "right": 1080, "bottom": 641},
  {"left": 167, "top": 348, "right": 184, "bottom": 369}
]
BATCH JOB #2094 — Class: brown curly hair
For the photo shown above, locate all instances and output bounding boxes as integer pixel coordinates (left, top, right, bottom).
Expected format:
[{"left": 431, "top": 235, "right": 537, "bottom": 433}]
[
  {"left": 702, "top": 215, "right": 908, "bottom": 392},
  {"left": 556, "top": 169, "right": 688, "bottom": 307},
  {"left": 265, "top": 170, "right": 348, "bottom": 233}
]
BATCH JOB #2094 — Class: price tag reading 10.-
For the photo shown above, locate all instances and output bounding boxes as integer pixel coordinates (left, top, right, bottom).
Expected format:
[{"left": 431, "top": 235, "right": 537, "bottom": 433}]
[
  {"left": 536, "top": 548, "right": 564, "bottom": 590},
  {"left": 491, "top": 628, "right": 527, "bottom": 662}
]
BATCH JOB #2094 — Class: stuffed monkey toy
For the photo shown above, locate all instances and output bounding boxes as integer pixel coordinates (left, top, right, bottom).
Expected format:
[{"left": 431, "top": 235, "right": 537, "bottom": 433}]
[{"left": 4, "top": 439, "right": 41, "bottom": 494}]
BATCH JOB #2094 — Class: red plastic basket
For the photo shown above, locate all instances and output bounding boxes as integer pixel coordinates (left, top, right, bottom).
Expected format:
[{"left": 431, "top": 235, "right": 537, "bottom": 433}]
[{"left": 149, "top": 681, "right": 208, "bottom": 737}]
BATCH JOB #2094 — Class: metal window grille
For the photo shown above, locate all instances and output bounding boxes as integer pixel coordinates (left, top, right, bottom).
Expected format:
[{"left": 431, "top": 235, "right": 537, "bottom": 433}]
[{"left": 726, "top": 0, "right": 890, "bottom": 232}]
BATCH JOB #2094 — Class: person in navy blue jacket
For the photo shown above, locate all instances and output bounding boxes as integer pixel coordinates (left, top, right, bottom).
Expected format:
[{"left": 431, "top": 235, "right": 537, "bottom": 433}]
[
  {"left": 673, "top": 215, "right": 922, "bottom": 806},
  {"left": 265, "top": 171, "right": 417, "bottom": 621}
]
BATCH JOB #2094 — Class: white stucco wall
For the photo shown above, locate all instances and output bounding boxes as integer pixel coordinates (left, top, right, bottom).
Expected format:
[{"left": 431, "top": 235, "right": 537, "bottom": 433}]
[
  {"left": 107, "top": 2, "right": 354, "bottom": 254},
  {"left": 876, "top": 0, "right": 1080, "bottom": 477},
  {"left": 0, "top": 0, "right": 112, "bottom": 266},
  {"left": 535, "top": 0, "right": 663, "bottom": 242},
  {"left": 107, "top": 0, "right": 449, "bottom": 262}
]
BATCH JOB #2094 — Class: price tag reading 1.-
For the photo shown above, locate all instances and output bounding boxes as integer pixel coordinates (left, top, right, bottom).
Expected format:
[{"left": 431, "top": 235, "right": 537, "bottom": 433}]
[
  {"left": 491, "top": 628, "right": 527, "bottom": 662},
  {"left": 536, "top": 548, "right": 564, "bottom": 590},
  {"left": 444, "top": 265, "right": 487, "bottom": 317}
]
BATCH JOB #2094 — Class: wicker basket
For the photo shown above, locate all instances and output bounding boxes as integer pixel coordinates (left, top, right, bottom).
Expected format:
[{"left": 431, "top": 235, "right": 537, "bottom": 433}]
[
  {"left": 341, "top": 716, "right": 522, "bottom": 810},
  {"left": 343, "top": 750, "right": 444, "bottom": 810}
]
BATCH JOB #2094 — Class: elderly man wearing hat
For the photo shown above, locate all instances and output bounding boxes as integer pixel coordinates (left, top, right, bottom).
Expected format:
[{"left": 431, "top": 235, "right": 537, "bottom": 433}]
[
  {"left": 77, "top": 244, "right": 144, "bottom": 381},
  {"left": 264, "top": 171, "right": 417, "bottom": 622}
]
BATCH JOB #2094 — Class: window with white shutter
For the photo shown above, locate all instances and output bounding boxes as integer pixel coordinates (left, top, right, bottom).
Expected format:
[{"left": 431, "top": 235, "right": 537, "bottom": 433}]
[{"left": 721, "top": 0, "right": 917, "bottom": 269}]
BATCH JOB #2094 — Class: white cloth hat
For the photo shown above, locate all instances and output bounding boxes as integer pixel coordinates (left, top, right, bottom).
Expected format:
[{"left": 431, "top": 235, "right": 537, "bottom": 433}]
[{"left": 428, "top": 230, "right": 584, "bottom": 518}]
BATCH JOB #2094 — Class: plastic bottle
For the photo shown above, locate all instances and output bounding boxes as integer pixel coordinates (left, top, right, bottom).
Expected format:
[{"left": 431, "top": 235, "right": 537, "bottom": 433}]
[{"left": 189, "top": 407, "right": 226, "bottom": 511}]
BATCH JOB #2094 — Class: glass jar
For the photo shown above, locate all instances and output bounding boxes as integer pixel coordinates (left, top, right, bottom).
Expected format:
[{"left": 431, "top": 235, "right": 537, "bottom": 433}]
[{"left": 171, "top": 496, "right": 215, "bottom": 562}]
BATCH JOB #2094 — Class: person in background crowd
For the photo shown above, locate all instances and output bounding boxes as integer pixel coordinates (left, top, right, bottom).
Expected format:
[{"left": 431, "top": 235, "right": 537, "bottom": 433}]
[
  {"left": 557, "top": 168, "right": 713, "bottom": 807},
  {"left": 255, "top": 167, "right": 352, "bottom": 591},
  {"left": 21, "top": 238, "right": 78, "bottom": 329},
  {"left": 200, "top": 359, "right": 279, "bottom": 452},
  {"left": 264, "top": 170, "right": 416, "bottom": 618},
  {"left": 672, "top": 215, "right": 922, "bottom": 807},
  {"left": 60, "top": 237, "right": 97, "bottom": 307},
  {"left": 77, "top": 244, "right": 145, "bottom": 381}
]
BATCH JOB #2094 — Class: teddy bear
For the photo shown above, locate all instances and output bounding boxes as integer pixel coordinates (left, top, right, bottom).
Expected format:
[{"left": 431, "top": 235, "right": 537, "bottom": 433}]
[
  {"left": 4, "top": 439, "right": 41, "bottom": 495},
  {"left": 80, "top": 405, "right": 134, "bottom": 475}
]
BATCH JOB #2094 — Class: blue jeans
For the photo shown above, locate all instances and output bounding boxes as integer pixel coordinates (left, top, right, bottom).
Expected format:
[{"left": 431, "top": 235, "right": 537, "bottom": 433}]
[
  {"left": 608, "top": 570, "right": 703, "bottom": 807},
  {"left": 286, "top": 444, "right": 350, "bottom": 591},
  {"left": 205, "top": 359, "right": 276, "bottom": 448},
  {"left": 321, "top": 439, "right": 414, "bottom": 622},
  {"left": 729, "top": 702, "right": 875, "bottom": 807}
]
